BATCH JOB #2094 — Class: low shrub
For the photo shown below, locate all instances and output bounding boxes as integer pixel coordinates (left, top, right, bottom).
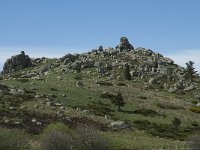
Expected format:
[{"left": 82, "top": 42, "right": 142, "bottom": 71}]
[
  {"left": 157, "top": 103, "right": 184, "bottom": 110},
  {"left": 74, "top": 74, "right": 83, "bottom": 80},
  {"left": 74, "top": 125, "right": 111, "bottom": 150},
  {"left": 50, "top": 88, "right": 58, "bottom": 91},
  {"left": 41, "top": 125, "right": 111, "bottom": 150},
  {"left": 117, "top": 82, "right": 126, "bottom": 86},
  {"left": 0, "top": 127, "right": 29, "bottom": 150},
  {"left": 133, "top": 108, "right": 161, "bottom": 117},
  {"left": 138, "top": 96, "right": 147, "bottom": 99},
  {"left": 100, "top": 92, "right": 116, "bottom": 100},
  {"left": 190, "top": 107, "right": 200, "bottom": 113},
  {"left": 96, "top": 81, "right": 113, "bottom": 86},
  {"left": 87, "top": 101, "right": 113, "bottom": 116},
  {"left": 43, "top": 122, "right": 71, "bottom": 135},
  {"left": 41, "top": 131, "right": 72, "bottom": 150}
]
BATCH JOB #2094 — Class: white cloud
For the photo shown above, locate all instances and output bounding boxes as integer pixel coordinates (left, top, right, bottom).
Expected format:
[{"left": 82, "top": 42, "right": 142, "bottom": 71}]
[{"left": 165, "top": 49, "right": 200, "bottom": 73}]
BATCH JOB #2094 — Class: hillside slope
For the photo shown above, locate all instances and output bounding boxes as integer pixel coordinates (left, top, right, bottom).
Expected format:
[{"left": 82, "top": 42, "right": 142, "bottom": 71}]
[{"left": 0, "top": 37, "right": 200, "bottom": 149}]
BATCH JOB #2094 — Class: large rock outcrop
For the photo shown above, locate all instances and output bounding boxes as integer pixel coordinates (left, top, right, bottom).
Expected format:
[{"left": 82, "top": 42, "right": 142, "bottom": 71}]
[
  {"left": 115, "top": 37, "right": 134, "bottom": 51},
  {"left": 3, "top": 51, "right": 32, "bottom": 75}
]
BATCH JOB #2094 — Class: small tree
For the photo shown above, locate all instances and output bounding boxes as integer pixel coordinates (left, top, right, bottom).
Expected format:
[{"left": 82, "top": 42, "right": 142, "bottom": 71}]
[
  {"left": 184, "top": 61, "right": 197, "bottom": 82},
  {"left": 124, "top": 64, "right": 131, "bottom": 80},
  {"left": 171, "top": 117, "right": 181, "bottom": 130},
  {"left": 111, "top": 92, "right": 126, "bottom": 111}
]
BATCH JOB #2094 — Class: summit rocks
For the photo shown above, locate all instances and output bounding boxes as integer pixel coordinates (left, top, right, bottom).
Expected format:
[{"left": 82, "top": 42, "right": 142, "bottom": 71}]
[
  {"left": 3, "top": 51, "right": 33, "bottom": 75},
  {"left": 115, "top": 37, "right": 134, "bottom": 51}
]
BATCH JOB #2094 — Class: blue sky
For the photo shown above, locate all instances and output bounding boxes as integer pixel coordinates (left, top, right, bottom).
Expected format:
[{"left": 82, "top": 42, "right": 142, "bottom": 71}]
[{"left": 0, "top": 0, "right": 200, "bottom": 71}]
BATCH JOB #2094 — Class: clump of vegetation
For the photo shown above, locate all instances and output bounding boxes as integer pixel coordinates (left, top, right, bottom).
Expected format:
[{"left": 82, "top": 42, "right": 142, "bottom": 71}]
[
  {"left": 74, "top": 74, "right": 83, "bottom": 80},
  {"left": 100, "top": 92, "right": 126, "bottom": 111},
  {"left": 157, "top": 103, "right": 184, "bottom": 110},
  {"left": 117, "top": 82, "right": 126, "bottom": 86},
  {"left": 96, "top": 81, "right": 113, "bottom": 86},
  {"left": 87, "top": 101, "right": 113, "bottom": 116},
  {"left": 43, "top": 122, "right": 71, "bottom": 135},
  {"left": 133, "top": 108, "right": 161, "bottom": 117},
  {"left": 41, "top": 125, "right": 111, "bottom": 150},
  {"left": 184, "top": 61, "right": 197, "bottom": 82},
  {"left": 0, "top": 127, "right": 29, "bottom": 150},
  {"left": 171, "top": 117, "right": 181, "bottom": 130},
  {"left": 111, "top": 92, "right": 125, "bottom": 111},
  {"left": 100, "top": 92, "right": 116, "bottom": 99},
  {"left": 50, "top": 88, "right": 58, "bottom": 91},
  {"left": 190, "top": 107, "right": 200, "bottom": 113},
  {"left": 138, "top": 96, "right": 147, "bottom": 99},
  {"left": 124, "top": 64, "right": 131, "bottom": 80},
  {"left": 41, "top": 131, "right": 72, "bottom": 150}
]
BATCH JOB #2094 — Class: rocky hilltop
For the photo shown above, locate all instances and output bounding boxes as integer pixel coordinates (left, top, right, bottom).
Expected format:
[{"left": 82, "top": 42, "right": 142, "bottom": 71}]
[
  {"left": 3, "top": 37, "right": 198, "bottom": 94},
  {"left": 0, "top": 37, "right": 200, "bottom": 149}
]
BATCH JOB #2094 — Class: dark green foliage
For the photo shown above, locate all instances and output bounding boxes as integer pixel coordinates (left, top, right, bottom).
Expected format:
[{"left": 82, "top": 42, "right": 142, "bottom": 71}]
[
  {"left": 74, "top": 74, "right": 83, "bottom": 80},
  {"left": 190, "top": 107, "right": 200, "bottom": 113},
  {"left": 50, "top": 88, "right": 58, "bottom": 91},
  {"left": 157, "top": 103, "right": 184, "bottom": 110},
  {"left": 100, "top": 92, "right": 116, "bottom": 99},
  {"left": 133, "top": 108, "right": 161, "bottom": 117},
  {"left": 138, "top": 96, "right": 147, "bottom": 99},
  {"left": 87, "top": 101, "right": 113, "bottom": 116},
  {"left": 96, "top": 81, "right": 113, "bottom": 86},
  {"left": 184, "top": 61, "right": 197, "bottom": 82},
  {"left": 117, "top": 82, "right": 126, "bottom": 86},
  {"left": 133, "top": 120, "right": 187, "bottom": 140},
  {"left": 124, "top": 64, "right": 131, "bottom": 80},
  {"left": 111, "top": 92, "right": 125, "bottom": 111},
  {"left": 171, "top": 117, "right": 181, "bottom": 129},
  {"left": 0, "top": 127, "right": 29, "bottom": 150}
]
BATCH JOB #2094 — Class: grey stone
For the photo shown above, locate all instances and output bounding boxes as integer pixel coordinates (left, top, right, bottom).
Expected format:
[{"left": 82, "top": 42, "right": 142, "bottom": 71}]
[
  {"left": 115, "top": 37, "right": 134, "bottom": 51},
  {"left": 3, "top": 51, "right": 32, "bottom": 74},
  {"left": 110, "top": 121, "right": 131, "bottom": 130},
  {"left": 76, "top": 81, "right": 83, "bottom": 86},
  {"left": 168, "top": 87, "right": 177, "bottom": 93}
]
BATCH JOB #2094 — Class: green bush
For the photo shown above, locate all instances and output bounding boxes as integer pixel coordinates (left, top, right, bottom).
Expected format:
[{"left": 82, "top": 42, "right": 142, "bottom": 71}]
[
  {"left": 74, "top": 125, "right": 111, "bottom": 150},
  {"left": 117, "top": 82, "right": 126, "bottom": 86},
  {"left": 96, "top": 81, "right": 113, "bottom": 86},
  {"left": 133, "top": 108, "right": 161, "bottom": 117},
  {"left": 43, "top": 122, "right": 71, "bottom": 134},
  {"left": 0, "top": 127, "right": 29, "bottom": 150},
  {"left": 157, "top": 103, "right": 184, "bottom": 110},
  {"left": 74, "top": 74, "right": 83, "bottom": 80},
  {"left": 87, "top": 101, "right": 113, "bottom": 116},
  {"left": 41, "top": 125, "right": 111, "bottom": 150},
  {"left": 190, "top": 107, "right": 200, "bottom": 113},
  {"left": 100, "top": 92, "right": 116, "bottom": 100},
  {"left": 41, "top": 131, "right": 72, "bottom": 150}
]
